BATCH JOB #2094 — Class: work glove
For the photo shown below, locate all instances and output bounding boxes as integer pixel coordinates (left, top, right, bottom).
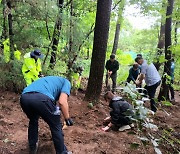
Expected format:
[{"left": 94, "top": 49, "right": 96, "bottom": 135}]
[{"left": 65, "top": 118, "right": 73, "bottom": 126}]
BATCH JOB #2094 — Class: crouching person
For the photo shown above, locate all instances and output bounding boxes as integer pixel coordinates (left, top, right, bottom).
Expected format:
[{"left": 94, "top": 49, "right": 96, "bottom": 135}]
[{"left": 102, "top": 91, "right": 134, "bottom": 132}]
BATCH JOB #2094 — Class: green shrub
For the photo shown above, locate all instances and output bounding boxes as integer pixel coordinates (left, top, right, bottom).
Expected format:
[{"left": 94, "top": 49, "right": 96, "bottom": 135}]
[{"left": 0, "top": 60, "right": 25, "bottom": 93}]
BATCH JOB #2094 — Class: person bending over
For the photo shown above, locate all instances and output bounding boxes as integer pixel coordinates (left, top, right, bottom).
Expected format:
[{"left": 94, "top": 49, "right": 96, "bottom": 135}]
[
  {"left": 135, "top": 57, "right": 161, "bottom": 112},
  {"left": 20, "top": 76, "right": 73, "bottom": 154}
]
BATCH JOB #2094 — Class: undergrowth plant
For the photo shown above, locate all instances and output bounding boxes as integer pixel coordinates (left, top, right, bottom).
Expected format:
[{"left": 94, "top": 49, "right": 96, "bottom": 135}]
[{"left": 122, "top": 83, "right": 162, "bottom": 154}]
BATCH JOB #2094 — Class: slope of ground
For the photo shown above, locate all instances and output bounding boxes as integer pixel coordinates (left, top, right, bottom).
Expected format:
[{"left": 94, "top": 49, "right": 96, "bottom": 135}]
[{"left": 0, "top": 90, "right": 179, "bottom": 154}]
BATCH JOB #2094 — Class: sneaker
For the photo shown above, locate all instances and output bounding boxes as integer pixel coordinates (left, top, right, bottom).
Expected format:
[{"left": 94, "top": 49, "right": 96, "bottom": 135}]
[
  {"left": 130, "top": 123, "right": 134, "bottom": 128},
  {"left": 67, "top": 152, "right": 73, "bottom": 154},
  {"left": 118, "top": 125, "right": 131, "bottom": 132}
]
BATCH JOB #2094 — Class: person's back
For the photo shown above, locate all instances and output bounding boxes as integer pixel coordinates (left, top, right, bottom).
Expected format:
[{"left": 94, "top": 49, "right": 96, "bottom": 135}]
[
  {"left": 23, "top": 76, "right": 71, "bottom": 101},
  {"left": 141, "top": 60, "right": 161, "bottom": 86},
  {"left": 109, "top": 97, "right": 133, "bottom": 126},
  {"left": 20, "top": 76, "right": 72, "bottom": 154}
]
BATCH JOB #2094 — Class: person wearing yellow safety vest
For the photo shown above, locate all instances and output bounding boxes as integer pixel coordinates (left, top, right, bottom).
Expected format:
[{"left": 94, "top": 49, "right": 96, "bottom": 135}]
[
  {"left": 14, "top": 44, "right": 21, "bottom": 61},
  {"left": 2, "top": 38, "right": 10, "bottom": 63},
  {"left": 71, "top": 65, "right": 83, "bottom": 95},
  {"left": 22, "top": 49, "right": 43, "bottom": 86}
]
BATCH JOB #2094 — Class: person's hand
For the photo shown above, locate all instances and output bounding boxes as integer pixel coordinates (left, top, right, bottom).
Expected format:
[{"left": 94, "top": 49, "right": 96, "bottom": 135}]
[
  {"left": 135, "top": 80, "right": 141, "bottom": 86},
  {"left": 65, "top": 118, "right": 73, "bottom": 126},
  {"left": 104, "top": 116, "right": 111, "bottom": 122},
  {"left": 101, "top": 126, "right": 110, "bottom": 132}
]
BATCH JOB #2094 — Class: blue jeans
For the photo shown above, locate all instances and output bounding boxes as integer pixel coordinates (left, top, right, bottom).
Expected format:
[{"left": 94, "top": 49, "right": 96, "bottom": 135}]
[{"left": 20, "top": 92, "right": 68, "bottom": 154}]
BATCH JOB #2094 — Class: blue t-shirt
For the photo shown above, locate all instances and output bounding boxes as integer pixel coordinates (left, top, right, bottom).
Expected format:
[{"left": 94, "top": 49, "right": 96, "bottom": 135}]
[{"left": 22, "top": 76, "right": 71, "bottom": 101}]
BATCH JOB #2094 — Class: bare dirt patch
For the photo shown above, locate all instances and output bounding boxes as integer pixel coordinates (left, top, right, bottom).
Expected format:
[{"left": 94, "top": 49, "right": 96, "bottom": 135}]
[{"left": 0, "top": 90, "right": 179, "bottom": 154}]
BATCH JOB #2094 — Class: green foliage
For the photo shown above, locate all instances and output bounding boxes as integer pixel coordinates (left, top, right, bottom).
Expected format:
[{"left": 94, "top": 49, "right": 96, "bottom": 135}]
[{"left": 0, "top": 60, "right": 25, "bottom": 93}]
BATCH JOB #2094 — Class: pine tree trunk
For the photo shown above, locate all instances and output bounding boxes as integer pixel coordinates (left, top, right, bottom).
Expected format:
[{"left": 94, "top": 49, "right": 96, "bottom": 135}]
[
  {"left": 112, "top": 0, "right": 125, "bottom": 54},
  {"left": 7, "top": 0, "right": 14, "bottom": 60},
  {"left": 85, "top": 0, "right": 112, "bottom": 101},
  {"left": 1, "top": 0, "right": 8, "bottom": 40},
  {"left": 67, "top": 0, "right": 75, "bottom": 80},
  {"left": 154, "top": 23, "right": 165, "bottom": 71},
  {"left": 49, "top": 0, "right": 64, "bottom": 69},
  {"left": 158, "top": 0, "right": 174, "bottom": 101},
  {"left": 174, "top": 21, "right": 179, "bottom": 45}
]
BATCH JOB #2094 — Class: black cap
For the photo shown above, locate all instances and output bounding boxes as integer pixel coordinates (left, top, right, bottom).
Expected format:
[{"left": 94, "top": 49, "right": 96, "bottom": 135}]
[{"left": 30, "top": 49, "right": 43, "bottom": 59}]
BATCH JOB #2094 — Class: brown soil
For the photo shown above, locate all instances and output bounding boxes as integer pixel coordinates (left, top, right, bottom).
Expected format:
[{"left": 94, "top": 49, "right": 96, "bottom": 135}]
[{"left": 0, "top": 90, "right": 179, "bottom": 154}]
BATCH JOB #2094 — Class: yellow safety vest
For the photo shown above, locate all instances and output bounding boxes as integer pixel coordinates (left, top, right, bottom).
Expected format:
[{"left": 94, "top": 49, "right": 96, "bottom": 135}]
[
  {"left": 72, "top": 72, "right": 81, "bottom": 89},
  {"left": 14, "top": 49, "right": 21, "bottom": 60},
  {"left": 22, "top": 53, "right": 42, "bottom": 86},
  {"left": 2, "top": 38, "right": 10, "bottom": 63}
]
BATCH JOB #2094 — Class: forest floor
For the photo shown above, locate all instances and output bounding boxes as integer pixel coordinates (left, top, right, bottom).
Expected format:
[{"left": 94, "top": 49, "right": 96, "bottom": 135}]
[{"left": 0, "top": 89, "right": 180, "bottom": 154}]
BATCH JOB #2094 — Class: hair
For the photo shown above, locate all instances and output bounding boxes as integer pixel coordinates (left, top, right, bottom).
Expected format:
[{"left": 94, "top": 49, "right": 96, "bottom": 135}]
[
  {"left": 110, "top": 54, "right": 115, "bottom": 59},
  {"left": 135, "top": 56, "right": 143, "bottom": 63},
  {"left": 133, "top": 63, "right": 139, "bottom": 69},
  {"left": 104, "top": 91, "right": 114, "bottom": 101},
  {"left": 137, "top": 54, "right": 142, "bottom": 58}
]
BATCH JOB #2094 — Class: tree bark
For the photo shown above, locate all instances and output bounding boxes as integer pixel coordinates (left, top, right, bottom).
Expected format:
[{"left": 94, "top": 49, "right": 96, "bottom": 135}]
[
  {"left": 174, "top": 21, "right": 179, "bottom": 45},
  {"left": 1, "top": 0, "right": 8, "bottom": 40},
  {"left": 154, "top": 23, "right": 165, "bottom": 71},
  {"left": 7, "top": 0, "right": 14, "bottom": 60},
  {"left": 49, "top": 0, "right": 64, "bottom": 69},
  {"left": 112, "top": 0, "right": 125, "bottom": 54},
  {"left": 66, "top": 0, "right": 74, "bottom": 80},
  {"left": 158, "top": 0, "right": 174, "bottom": 101},
  {"left": 85, "top": 0, "right": 112, "bottom": 101}
]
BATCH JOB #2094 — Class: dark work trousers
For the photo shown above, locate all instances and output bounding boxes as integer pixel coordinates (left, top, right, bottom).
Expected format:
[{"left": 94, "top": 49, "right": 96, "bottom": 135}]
[
  {"left": 169, "top": 80, "right": 175, "bottom": 100},
  {"left": 144, "top": 81, "right": 161, "bottom": 112},
  {"left": 106, "top": 73, "right": 117, "bottom": 93},
  {"left": 20, "top": 92, "right": 68, "bottom": 154},
  {"left": 110, "top": 113, "right": 132, "bottom": 127}
]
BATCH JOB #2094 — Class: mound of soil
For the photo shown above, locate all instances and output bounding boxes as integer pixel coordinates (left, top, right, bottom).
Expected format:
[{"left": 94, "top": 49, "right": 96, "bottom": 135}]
[{"left": 0, "top": 90, "right": 179, "bottom": 154}]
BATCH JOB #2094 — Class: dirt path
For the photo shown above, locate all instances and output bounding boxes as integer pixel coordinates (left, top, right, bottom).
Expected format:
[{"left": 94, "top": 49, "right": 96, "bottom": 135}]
[{"left": 0, "top": 90, "right": 179, "bottom": 154}]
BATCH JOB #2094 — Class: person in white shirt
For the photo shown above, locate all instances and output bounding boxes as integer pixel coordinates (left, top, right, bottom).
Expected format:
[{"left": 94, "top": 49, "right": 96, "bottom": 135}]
[{"left": 135, "top": 57, "right": 161, "bottom": 112}]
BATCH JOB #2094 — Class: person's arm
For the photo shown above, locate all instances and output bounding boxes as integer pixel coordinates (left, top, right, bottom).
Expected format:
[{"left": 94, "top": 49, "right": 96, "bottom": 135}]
[
  {"left": 58, "top": 93, "right": 70, "bottom": 119},
  {"left": 136, "top": 73, "right": 144, "bottom": 85},
  {"left": 105, "top": 60, "right": 109, "bottom": 71},
  {"left": 128, "top": 68, "right": 135, "bottom": 83}
]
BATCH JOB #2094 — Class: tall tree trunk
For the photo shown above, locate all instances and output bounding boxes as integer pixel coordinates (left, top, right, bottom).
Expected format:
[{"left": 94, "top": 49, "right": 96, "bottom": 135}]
[
  {"left": 49, "top": 0, "right": 64, "bottom": 69},
  {"left": 85, "top": 0, "right": 112, "bottom": 101},
  {"left": 174, "top": 21, "right": 179, "bottom": 45},
  {"left": 154, "top": 23, "right": 165, "bottom": 71},
  {"left": 1, "top": 0, "right": 8, "bottom": 40},
  {"left": 158, "top": 0, "right": 174, "bottom": 101},
  {"left": 67, "top": 0, "right": 74, "bottom": 80},
  {"left": 112, "top": 0, "right": 125, "bottom": 54},
  {"left": 7, "top": 0, "right": 14, "bottom": 60}
]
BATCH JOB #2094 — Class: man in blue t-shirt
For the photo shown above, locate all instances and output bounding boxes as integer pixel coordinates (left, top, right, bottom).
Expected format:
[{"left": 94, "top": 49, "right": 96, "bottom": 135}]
[{"left": 20, "top": 76, "right": 73, "bottom": 154}]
